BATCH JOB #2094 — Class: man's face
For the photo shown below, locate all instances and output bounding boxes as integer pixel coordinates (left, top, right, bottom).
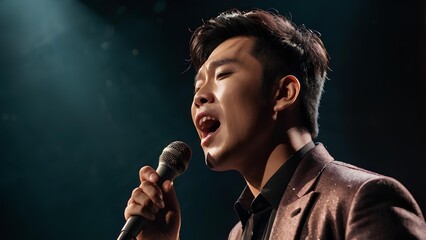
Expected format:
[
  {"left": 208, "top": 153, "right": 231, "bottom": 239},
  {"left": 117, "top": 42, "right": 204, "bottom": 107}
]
[{"left": 191, "top": 36, "right": 275, "bottom": 171}]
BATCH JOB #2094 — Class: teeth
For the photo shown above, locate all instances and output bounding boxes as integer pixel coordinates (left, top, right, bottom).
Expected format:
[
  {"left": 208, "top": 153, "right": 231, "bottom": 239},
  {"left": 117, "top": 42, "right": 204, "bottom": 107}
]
[{"left": 198, "top": 116, "right": 216, "bottom": 130}]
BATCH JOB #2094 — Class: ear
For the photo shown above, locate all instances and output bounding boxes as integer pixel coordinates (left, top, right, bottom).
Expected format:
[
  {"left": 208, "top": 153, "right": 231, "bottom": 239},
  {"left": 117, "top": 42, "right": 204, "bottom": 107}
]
[{"left": 273, "top": 75, "right": 301, "bottom": 112}]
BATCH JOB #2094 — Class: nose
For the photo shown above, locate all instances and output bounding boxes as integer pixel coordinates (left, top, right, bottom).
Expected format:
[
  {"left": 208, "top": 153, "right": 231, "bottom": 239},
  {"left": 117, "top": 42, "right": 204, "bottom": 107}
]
[{"left": 193, "top": 86, "right": 214, "bottom": 108}]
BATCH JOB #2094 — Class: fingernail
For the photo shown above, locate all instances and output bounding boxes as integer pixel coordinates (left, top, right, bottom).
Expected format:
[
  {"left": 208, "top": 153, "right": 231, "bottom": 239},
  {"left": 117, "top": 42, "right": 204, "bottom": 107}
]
[
  {"left": 149, "top": 173, "right": 157, "bottom": 182},
  {"left": 163, "top": 181, "right": 172, "bottom": 191}
]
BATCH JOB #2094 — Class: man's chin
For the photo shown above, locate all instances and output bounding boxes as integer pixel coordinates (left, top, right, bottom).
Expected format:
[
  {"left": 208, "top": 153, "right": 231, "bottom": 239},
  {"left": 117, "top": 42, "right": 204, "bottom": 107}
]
[
  {"left": 204, "top": 152, "right": 233, "bottom": 171},
  {"left": 205, "top": 152, "right": 216, "bottom": 169}
]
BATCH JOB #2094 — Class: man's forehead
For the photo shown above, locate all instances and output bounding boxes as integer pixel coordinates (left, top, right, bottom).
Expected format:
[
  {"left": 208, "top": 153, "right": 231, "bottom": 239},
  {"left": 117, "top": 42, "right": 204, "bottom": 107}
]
[
  {"left": 194, "top": 37, "right": 255, "bottom": 81},
  {"left": 207, "top": 37, "right": 255, "bottom": 64},
  {"left": 195, "top": 58, "right": 238, "bottom": 81}
]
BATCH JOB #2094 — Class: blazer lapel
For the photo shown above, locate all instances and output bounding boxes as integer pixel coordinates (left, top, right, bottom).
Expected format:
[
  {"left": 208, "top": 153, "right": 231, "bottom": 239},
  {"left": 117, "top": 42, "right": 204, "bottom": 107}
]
[
  {"left": 270, "top": 191, "right": 317, "bottom": 240},
  {"left": 269, "top": 143, "right": 334, "bottom": 240}
]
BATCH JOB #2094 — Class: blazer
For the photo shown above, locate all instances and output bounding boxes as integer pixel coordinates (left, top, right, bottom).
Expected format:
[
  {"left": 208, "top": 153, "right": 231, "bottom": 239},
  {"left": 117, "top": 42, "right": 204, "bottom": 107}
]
[{"left": 228, "top": 143, "right": 426, "bottom": 239}]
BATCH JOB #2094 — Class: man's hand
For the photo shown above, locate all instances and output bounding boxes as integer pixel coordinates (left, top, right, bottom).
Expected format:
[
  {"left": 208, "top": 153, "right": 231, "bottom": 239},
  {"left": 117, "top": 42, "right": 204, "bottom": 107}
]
[{"left": 124, "top": 166, "right": 181, "bottom": 240}]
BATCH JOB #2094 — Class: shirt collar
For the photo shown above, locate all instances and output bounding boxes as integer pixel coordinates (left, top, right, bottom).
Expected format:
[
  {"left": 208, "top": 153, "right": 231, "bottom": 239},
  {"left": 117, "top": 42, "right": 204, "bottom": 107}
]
[
  {"left": 234, "top": 141, "right": 315, "bottom": 224},
  {"left": 261, "top": 141, "right": 315, "bottom": 209}
]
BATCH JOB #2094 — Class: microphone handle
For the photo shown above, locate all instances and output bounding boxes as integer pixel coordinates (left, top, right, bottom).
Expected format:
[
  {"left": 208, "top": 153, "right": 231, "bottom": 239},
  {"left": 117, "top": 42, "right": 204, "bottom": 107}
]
[{"left": 117, "top": 164, "right": 178, "bottom": 240}]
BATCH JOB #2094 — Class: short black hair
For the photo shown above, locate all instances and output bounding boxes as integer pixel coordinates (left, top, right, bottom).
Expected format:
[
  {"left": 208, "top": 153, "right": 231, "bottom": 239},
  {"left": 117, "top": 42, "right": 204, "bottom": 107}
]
[{"left": 190, "top": 9, "right": 329, "bottom": 138}]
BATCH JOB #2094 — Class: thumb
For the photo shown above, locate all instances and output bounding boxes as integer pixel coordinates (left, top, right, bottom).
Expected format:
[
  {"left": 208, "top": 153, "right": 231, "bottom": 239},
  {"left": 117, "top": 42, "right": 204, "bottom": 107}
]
[
  {"left": 160, "top": 180, "right": 181, "bottom": 232},
  {"left": 161, "top": 180, "right": 180, "bottom": 211}
]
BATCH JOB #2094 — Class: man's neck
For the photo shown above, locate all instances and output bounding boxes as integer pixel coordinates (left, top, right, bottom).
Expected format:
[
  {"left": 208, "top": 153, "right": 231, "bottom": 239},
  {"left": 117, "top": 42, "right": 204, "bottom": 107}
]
[{"left": 242, "top": 129, "right": 312, "bottom": 197}]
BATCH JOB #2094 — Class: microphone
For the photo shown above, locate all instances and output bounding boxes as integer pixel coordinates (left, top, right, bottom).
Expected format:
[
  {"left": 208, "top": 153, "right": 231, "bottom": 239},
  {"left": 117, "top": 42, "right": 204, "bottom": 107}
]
[{"left": 117, "top": 141, "right": 192, "bottom": 240}]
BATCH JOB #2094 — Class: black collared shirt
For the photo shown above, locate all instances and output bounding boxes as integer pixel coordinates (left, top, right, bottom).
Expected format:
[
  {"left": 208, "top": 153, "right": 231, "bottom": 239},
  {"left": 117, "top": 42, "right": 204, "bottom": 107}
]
[{"left": 234, "top": 141, "right": 315, "bottom": 240}]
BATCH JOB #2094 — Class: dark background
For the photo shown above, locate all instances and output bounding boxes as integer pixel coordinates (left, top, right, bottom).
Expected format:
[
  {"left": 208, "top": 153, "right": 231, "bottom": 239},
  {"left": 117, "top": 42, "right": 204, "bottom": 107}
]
[{"left": 1, "top": 0, "right": 425, "bottom": 239}]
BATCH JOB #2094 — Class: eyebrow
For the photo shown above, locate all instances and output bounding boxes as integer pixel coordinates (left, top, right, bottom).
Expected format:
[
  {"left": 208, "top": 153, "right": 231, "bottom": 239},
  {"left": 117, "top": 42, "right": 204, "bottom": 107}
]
[{"left": 194, "top": 58, "right": 238, "bottom": 85}]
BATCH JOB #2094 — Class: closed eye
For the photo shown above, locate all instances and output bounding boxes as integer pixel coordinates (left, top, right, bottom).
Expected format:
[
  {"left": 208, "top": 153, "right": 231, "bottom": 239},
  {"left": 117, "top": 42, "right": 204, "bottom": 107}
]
[{"left": 216, "top": 72, "right": 232, "bottom": 80}]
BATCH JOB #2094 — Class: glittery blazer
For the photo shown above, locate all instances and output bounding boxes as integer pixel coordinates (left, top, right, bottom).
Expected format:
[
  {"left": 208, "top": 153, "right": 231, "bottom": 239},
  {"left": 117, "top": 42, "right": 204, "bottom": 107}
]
[{"left": 228, "top": 143, "right": 426, "bottom": 239}]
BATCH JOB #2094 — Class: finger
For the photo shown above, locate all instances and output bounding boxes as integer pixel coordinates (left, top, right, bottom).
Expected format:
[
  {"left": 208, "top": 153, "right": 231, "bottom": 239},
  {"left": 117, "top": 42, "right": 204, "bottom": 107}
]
[
  {"left": 138, "top": 181, "right": 165, "bottom": 208},
  {"left": 125, "top": 188, "right": 160, "bottom": 219},
  {"left": 132, "top": 186, "right": 163, "bottom": 209},
  {"left": 126, "top": 187, "right": 146, "bottom": 206},
  {"left": 139, "top": 166, "right": 159, "bottom": 183},
  {"left": 124, "top": 202, "right": 158, "bottom": 221}
]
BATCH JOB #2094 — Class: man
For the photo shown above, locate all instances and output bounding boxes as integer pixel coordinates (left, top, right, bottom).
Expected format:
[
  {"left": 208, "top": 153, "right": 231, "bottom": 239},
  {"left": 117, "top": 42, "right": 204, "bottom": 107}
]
[{"left": 124, "top": 9, "right": 426, "bottom": 239}]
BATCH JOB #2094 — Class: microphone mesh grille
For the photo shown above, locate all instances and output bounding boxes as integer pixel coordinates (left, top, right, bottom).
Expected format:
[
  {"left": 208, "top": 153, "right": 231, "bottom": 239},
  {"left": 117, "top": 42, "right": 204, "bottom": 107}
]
[{"left": 159, "top": 141, "right": 191, "bottom": 175}]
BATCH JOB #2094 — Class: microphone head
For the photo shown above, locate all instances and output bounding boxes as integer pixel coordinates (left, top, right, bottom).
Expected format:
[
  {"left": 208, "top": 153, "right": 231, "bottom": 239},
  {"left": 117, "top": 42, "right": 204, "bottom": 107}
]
[{"left": 159, "top": 141, "right": 191, "bottom": 175}]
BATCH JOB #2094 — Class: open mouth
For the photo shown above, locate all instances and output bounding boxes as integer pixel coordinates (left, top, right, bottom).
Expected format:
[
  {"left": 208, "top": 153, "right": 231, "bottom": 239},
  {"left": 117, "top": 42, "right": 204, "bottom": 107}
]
[{"left": 198, "top": 116, "right": 221, "bottom": 139}]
